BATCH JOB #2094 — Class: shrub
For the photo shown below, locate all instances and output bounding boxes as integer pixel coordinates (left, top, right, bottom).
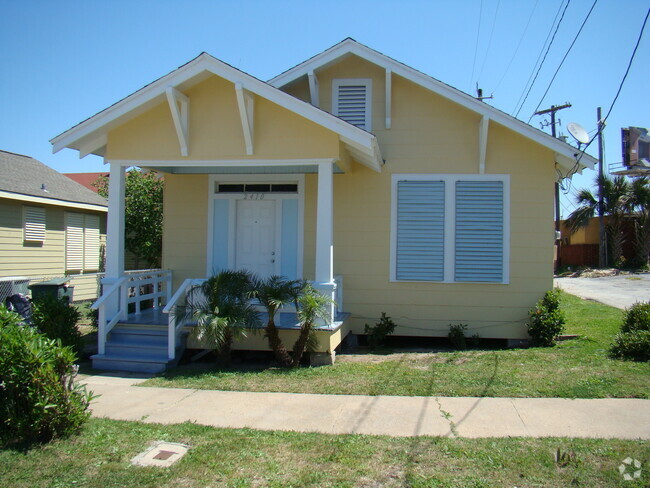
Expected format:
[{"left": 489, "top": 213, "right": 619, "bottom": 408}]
[
  {"left": 527, "top": 290, "right": 566, "bottom": 347},
  {"left": 448, "top": 323, "right": 467, "bottom": 350},
  {"left": 609, "top": 301, "right": 650, "bottom": 361},
  {"left": 609, "top": 330, "right": 650, "bottom": 361},
  {"left": 87, "top": 306, "right": 99, "bottom": 329},
  {"left": 0, "top": 305, "right": 92, "bottom": 445},
  {"left": 364, "top": 312, "right": 397, "bottom": 349},
  {"left": 32, "top": 296, "right": 83, "bottom": 353},
  {"left": 621, "top": 302, "right": 650, "bottom": 333}
]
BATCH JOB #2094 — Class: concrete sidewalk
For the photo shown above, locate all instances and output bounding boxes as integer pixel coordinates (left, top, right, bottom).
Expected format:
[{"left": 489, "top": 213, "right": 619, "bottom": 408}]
[{"left": 80, "top": 373, "right": 650, "bottom": 440}]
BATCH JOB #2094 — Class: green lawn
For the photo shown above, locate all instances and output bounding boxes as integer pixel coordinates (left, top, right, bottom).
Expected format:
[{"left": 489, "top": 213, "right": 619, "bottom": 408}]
[
  {"left": 143, "top": 292, "right": 650, "bottom": 398},
  {"left": 1, "top": 418, "right": 648, "bottom": 488}
]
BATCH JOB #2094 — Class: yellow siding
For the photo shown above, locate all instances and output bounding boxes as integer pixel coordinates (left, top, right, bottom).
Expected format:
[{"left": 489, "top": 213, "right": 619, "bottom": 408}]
[
  {"left": 0, "top": 197, "right": 107, "bottom": 302},
  {"left": 288, "top": 61, "right": 555, "bottom": 340},
  {"left": 162, "top": 174, "right": 209, "bottom": 290},
  {"left": 187, "top": 326, "right": 344, "bottom": 354},
  {"left": 130, "top": 55, "right": 558, "bottom": 341},
  {"left": 106, "top": 75, "right": 341, "bottom": 161}
]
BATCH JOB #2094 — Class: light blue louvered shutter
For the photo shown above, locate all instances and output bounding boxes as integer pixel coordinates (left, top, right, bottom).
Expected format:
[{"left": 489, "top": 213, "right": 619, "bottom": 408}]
[
  {"left": 455, "top": 181, "right": 504, "bottom": 282},
  {"left": 396, "top": 180, "right": 445, "bottom": 281}
]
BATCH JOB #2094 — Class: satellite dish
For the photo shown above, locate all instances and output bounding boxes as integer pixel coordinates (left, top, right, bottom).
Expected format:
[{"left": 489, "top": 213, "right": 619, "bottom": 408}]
[{"left": 567, "top": 122, "right": 590, "bottom": 145}]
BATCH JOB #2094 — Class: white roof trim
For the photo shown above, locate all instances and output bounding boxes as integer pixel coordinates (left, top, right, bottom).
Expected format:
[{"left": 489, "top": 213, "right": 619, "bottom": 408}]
[
  {"left": 0, "top": 190, "right": 108, "bottom": 212},
  {"left": 50, "top": 53, "right": 382, "bottom": 172},
  {"left": 270, "top": 39, "right": 597, "bottom": 172}
]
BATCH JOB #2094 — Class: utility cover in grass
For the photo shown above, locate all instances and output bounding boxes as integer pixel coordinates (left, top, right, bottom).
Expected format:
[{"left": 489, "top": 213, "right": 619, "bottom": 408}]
[{"left": 131, "top": 441, "right": 189, "bottom": 467}]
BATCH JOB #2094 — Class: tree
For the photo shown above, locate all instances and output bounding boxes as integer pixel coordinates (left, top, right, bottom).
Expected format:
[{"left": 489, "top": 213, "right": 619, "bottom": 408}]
[
  {"left": 629, "top": 177, "right": 650, "bottom": 268},
  {"left": 566, "top": 175, "right": 632, "bottom": 267},
  {"left": 184, "top": 270, "right": 260, "bottom": 365},
  {"left": 290, "top": 283, "right": 331, "bottom": 367},
  {"left": 94, "top": 169, "right": 163, "bottom": 268},
  {"left": 254, "top": 275, "right": 302, "bottom": 367}
]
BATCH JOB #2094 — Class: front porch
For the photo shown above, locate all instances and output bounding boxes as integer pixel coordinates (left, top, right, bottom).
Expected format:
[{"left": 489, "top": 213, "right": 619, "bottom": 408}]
[{"left": 91, "top": 269, "right": 349, "bottom": 373}]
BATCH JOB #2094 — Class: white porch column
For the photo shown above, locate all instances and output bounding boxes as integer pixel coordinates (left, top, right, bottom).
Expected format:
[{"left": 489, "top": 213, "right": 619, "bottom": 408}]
[
  {"left": 314, "top": 161, "right": 337, "bottom": 323},
  {"left": 102, "top": 163, "right": 126, "bottom": 322},
  {"left": 106, "top": 163, "right": 126, "bottom": 277}
]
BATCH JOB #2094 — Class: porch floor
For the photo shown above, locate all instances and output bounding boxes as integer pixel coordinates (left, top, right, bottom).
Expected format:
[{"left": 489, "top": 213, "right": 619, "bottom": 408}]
[{"left": 120, "top": 308, "right": 349, "bottom": 331}]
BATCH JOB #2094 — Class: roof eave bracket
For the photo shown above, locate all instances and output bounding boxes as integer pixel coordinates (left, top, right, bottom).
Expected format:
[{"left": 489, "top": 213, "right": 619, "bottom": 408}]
[
  {"left": 235, "top": 83, "right": 255, "bottom": 156},
  {"left": 166, "top": 86, "right": 190, "bottom": 157}
]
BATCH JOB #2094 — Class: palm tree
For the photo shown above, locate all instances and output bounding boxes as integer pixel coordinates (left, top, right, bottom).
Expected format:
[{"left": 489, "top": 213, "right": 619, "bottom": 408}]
[
  {"left": 566, "top": 175, "right": 633, "bottom": 267},
  {"left": 184, "top": 269, "right": 259, "bottom": 365},
  {"left": 630, "top": 177, "right": 650, "bottom": 268},
  {"left": 290, "top": 283, "right": 332, "bottom": 367},
  {"left": 254, "top": 275, "right": 302, "bottom": 367}
]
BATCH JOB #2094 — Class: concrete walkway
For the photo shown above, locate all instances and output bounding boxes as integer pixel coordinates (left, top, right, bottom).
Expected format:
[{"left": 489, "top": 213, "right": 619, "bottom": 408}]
[
  {"left": 80, "top": 373, "right": 650, "bottom": 440},
  {"left": 554, "top": 273, "right": 650, "bottom": 309}
]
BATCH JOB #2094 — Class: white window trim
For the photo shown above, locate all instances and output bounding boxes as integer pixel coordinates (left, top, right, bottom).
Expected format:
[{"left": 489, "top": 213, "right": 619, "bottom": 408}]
[
  {"left": 332, "top": 78, "right": 372, "bottom": 131},
  {"left": 390, "top": 173, "right": 510, "bottom": 284},
  {"left": 206, "top": 174, "right": 305, "bottom": 279},
  {"left": 23, "top": 205, "right": 46, "bottom": 242}
]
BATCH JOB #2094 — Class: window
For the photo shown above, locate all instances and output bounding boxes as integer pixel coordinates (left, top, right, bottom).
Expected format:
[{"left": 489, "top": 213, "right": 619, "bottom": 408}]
[
  {"left": 66, "top": 212, "right": 100, "bottom": 273},
  {"left": 332, "top": 78, "right": 372, "bottom": 130},
  {"left": 391, "top": 174, "right": 509, "bottom": 283},
  {"left": 24, "top": 206, "right": 46, "bottom": 242}
]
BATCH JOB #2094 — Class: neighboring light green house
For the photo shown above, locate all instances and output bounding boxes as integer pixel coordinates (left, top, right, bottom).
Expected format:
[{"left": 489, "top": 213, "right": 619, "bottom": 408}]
[
  {"left": 0, "top": 150, "right": 108, "bottom": 302},
  {"left": 50, "top": 39, "right": 597, "bottom": 372}
]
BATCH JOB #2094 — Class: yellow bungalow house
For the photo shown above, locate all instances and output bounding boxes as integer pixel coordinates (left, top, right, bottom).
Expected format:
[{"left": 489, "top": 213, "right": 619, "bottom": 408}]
[
  {"left": 0, "top": 150, "right": 107, "bottom": 303},
  {"left": 51, "top": 39, "right": 597, "bottom": 372}
]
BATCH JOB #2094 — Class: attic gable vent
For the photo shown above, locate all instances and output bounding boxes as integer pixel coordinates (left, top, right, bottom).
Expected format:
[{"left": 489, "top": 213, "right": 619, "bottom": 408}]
[{"left": 333, "top": 78, "right": 372, "bottom": 131}]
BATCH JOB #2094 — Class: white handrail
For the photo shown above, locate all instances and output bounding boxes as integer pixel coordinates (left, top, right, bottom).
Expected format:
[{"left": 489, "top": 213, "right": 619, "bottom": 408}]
[
  {"left": 91, "top": 277, "right": 127, "bottom": 310},
  {"left": 92, "top": 269, "right": 173, "bottom": 356},
  {"left": 162, "top": 278, "right": 196, "bottom": 313},
  {"left": 163, "top": 278, "right": 205, "bottom": 360}
]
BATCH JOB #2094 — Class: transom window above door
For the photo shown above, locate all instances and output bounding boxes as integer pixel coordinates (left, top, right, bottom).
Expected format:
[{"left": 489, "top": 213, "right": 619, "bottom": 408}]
[{"left": 214, "top": 183, "right": 298, "bottom": 194}]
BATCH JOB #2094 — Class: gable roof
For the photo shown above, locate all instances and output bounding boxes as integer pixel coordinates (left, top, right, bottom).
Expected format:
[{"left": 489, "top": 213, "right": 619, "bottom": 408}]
[
  {"left": 270, "top": 38, "right": 597, "bottom": 172},
  {"left": 50, "top": 53, "right": 384, "bottom": 171},
  {"left": 0, "top": 150, "right": 107, "bottom": 211}
]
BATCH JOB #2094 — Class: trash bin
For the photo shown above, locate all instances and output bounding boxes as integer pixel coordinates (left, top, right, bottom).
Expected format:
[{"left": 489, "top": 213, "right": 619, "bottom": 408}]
[{"left": 29, "top": 278, "right": 74, "bottom": 303}]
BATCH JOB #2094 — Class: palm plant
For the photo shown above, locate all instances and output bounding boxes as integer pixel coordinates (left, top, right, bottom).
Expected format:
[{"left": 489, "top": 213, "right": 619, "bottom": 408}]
[
  {"left": 290, "top": 283, "right": 332, "bottom": 367},
  {"left": 566, "top": 175, "right": 633, "bottom": 267},
  {"left": 254, "top": 275, "right": 302, "bottom": 367},
  {"left": 630, "top": 177, "right": 650, "bottom": 268},
  {"left": 184, "top": 269, "right": 259, "bottom": 365}
]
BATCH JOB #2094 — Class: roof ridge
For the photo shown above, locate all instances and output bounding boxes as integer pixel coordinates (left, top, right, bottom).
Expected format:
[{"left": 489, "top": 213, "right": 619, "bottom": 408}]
[{"left": 0, "top": 149, "right": 34, "bottom": 159}]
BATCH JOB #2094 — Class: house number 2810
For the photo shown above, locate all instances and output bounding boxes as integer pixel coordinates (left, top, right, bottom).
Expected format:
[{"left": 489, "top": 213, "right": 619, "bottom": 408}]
[{"left": 244, "top": 193, "right": 265, "bottom": 200}]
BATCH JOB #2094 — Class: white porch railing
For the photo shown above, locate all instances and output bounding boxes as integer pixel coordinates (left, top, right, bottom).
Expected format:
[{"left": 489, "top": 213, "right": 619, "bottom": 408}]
[
  {"left": 92, "top": 269, "right": 173, "bottom": 355},
  {"left": 162, "top": 278, "right": 206, "bottom": 360}
]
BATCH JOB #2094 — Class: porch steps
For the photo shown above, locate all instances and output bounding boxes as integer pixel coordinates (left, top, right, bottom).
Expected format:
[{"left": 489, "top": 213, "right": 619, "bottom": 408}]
[{"left": 91, "top": 324, "right": 187, "bottom": 374}]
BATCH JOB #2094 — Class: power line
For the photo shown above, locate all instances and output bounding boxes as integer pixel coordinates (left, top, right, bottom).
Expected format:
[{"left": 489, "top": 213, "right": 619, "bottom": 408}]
[
  {"left": 493, "top": 0, "right": 539, "bottom": 93},
  {"left": 528, "top": 0, "right": 599, "bottom": 123},
  {"left": 513, "top": 0, "right": 570, "bottom": 117},
  {"left": 566, "top": 7, "right": 649, "bottom": 176},
  {"left": 469, "top": 0, "right": 484, "bottom": 91},
  {"left": 477, "top": 0, "right": 501, "bottom": 83}
]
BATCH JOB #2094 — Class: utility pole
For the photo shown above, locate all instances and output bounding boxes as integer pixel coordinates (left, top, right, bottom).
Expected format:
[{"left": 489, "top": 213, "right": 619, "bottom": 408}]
[
  {"left": 534, "top": 103, "right": 572, "bottom": 270},
  {"left": 597, "top": 107, "right": 606, "bottom": 267}
]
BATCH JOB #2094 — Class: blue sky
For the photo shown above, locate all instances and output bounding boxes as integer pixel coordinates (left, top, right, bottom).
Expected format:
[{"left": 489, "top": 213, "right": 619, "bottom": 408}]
[{"left": 0, "top": 0, "right": 648, "bottom": 217}]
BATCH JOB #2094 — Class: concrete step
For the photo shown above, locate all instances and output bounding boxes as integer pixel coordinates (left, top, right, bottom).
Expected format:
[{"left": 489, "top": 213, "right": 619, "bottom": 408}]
[
  {"left": 109, "top": 329, "right": 168, "bottom": 347},
  {"left": 91, "top": 353, "right": 170, "bottom": 374},
  {"left": 104, "top": 342, "right": 169, "bottom": 360},
  {"left": 93, "top": 324, "right": 187, "bottom": 374}
]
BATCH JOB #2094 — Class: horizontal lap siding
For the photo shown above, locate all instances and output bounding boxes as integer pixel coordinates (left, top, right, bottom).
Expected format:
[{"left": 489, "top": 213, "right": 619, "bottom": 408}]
[{"left": 0, "top": 199, "right": 65, "bottom": 277}]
